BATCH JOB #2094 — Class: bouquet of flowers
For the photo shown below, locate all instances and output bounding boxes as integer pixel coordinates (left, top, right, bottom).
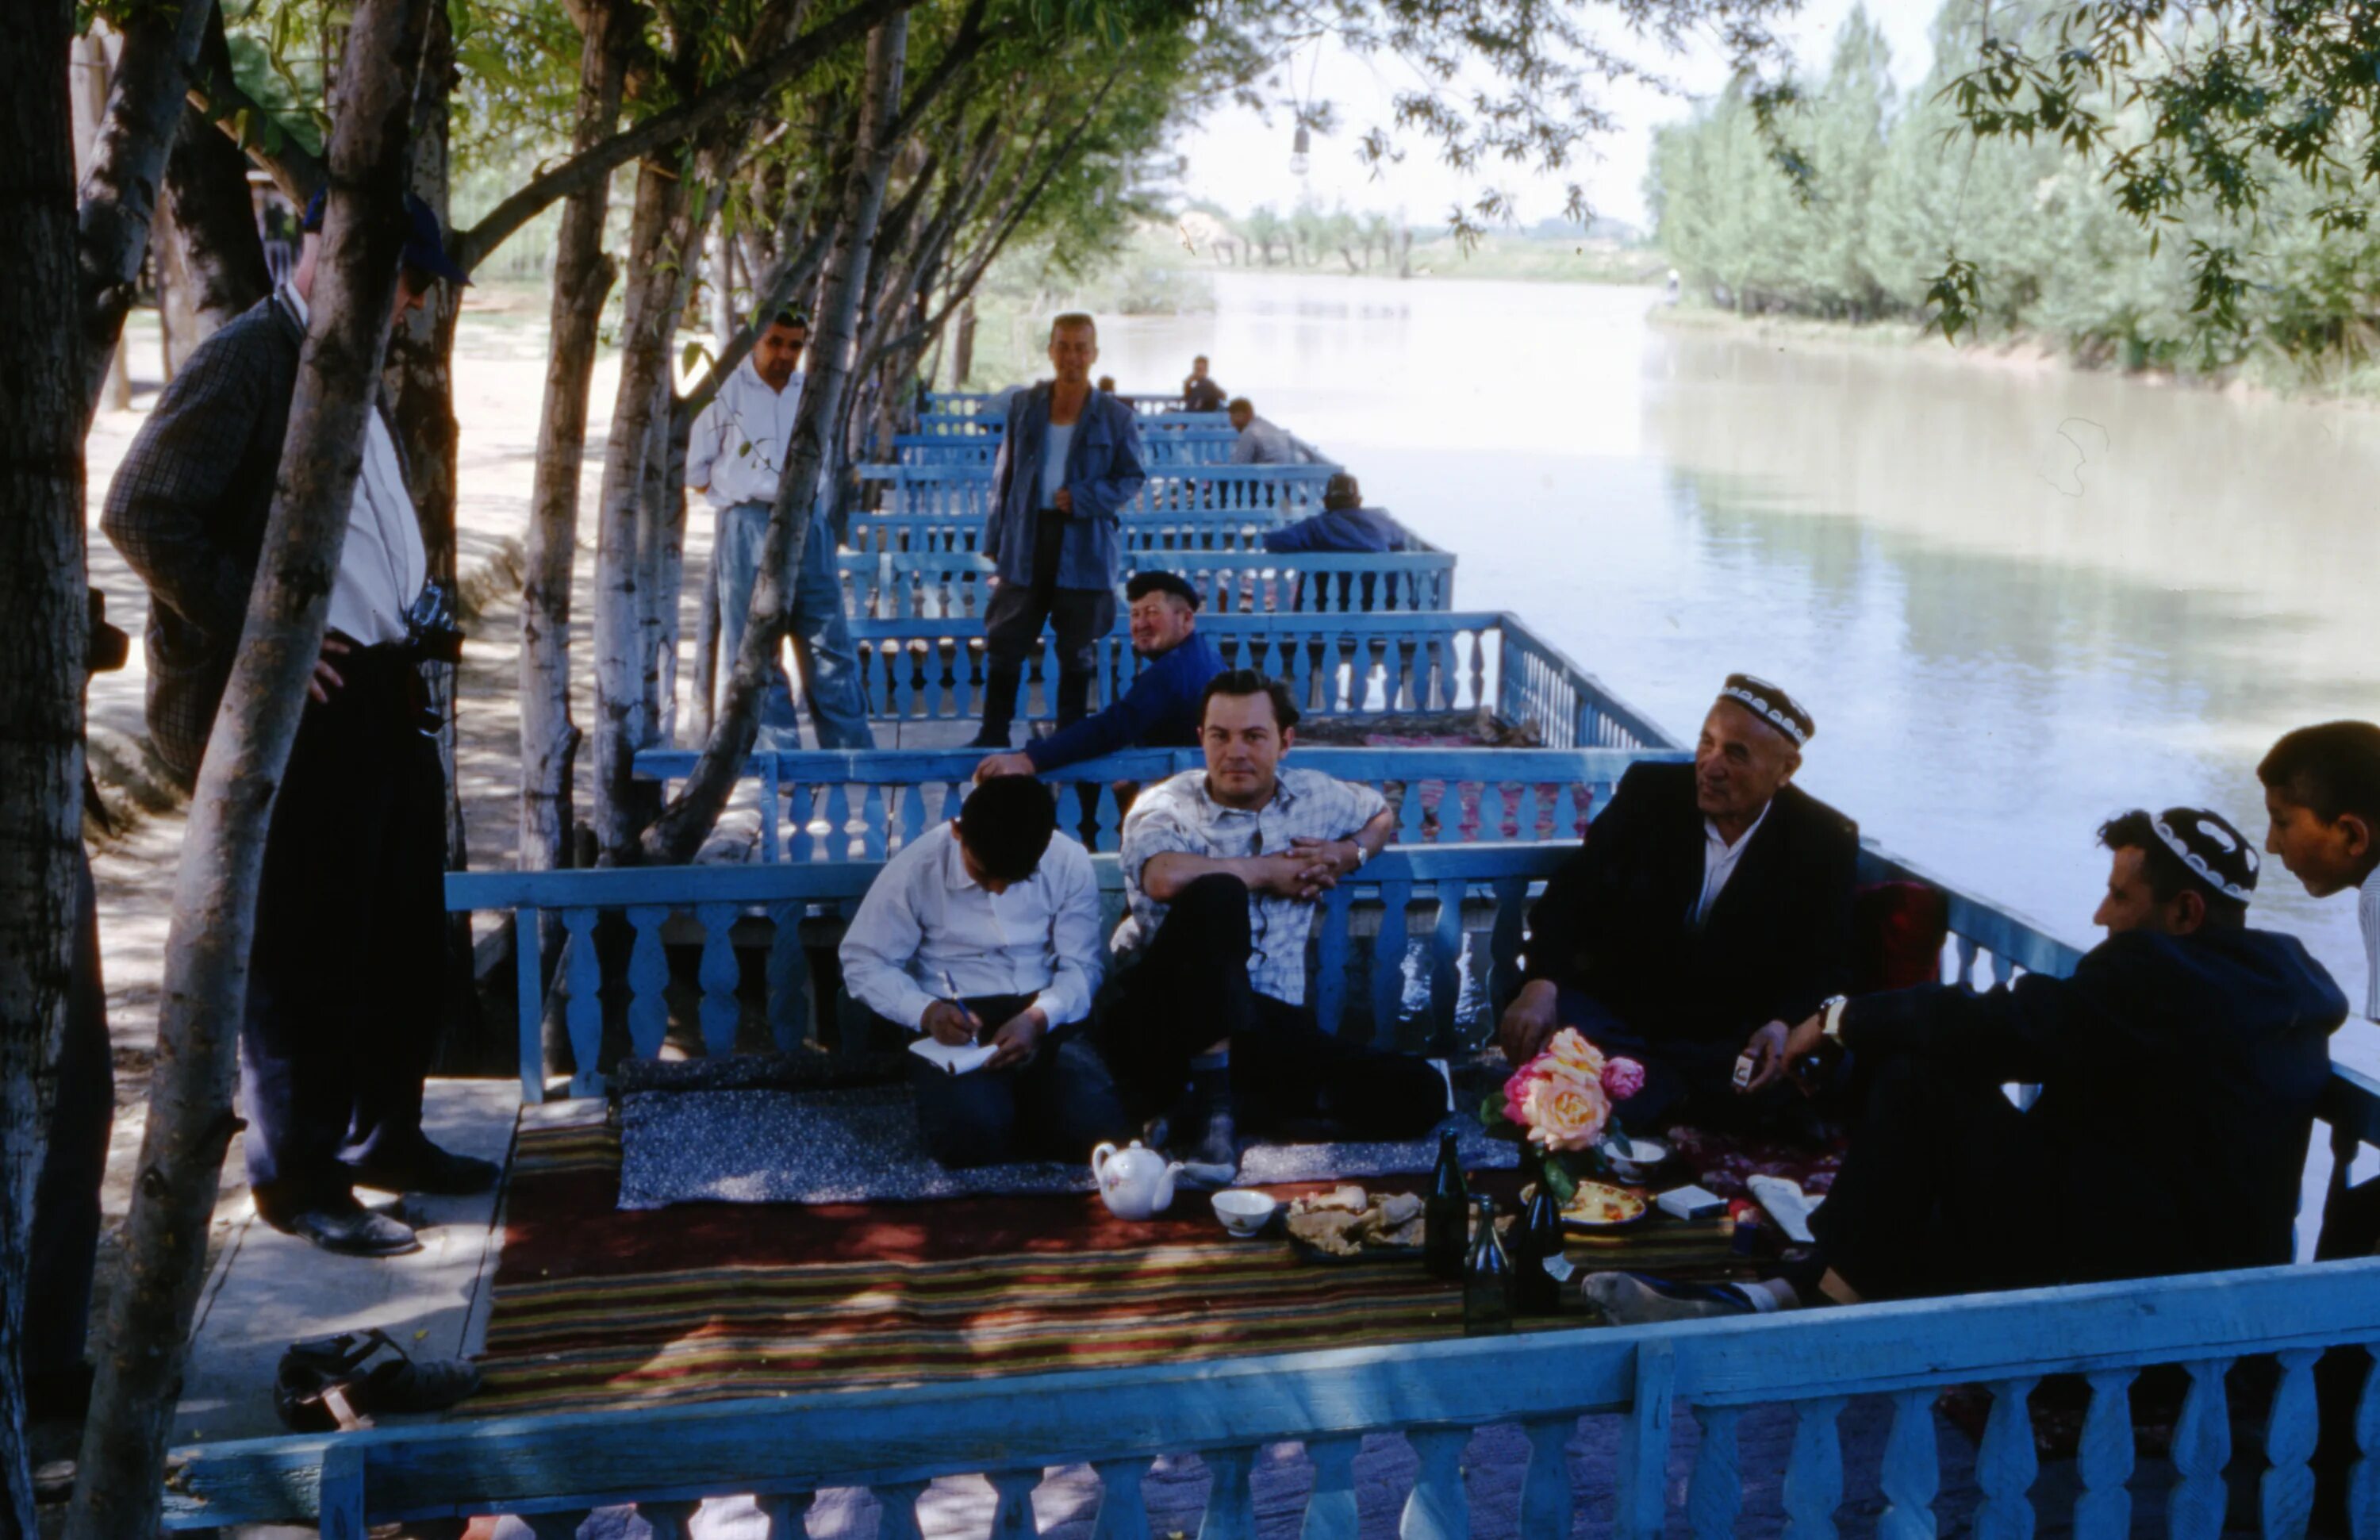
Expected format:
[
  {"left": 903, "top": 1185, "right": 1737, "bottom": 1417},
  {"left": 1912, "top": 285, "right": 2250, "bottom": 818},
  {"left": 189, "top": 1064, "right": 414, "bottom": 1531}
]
[{"left": 1482, "top": 1027, "right": 1647, "bottom": 1202}]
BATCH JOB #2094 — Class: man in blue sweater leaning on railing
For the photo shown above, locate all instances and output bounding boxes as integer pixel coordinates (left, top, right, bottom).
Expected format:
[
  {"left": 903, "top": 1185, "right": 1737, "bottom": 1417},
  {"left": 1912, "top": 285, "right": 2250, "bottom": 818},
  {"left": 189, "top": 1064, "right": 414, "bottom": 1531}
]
[{"left": 973, "top": 570, "right": 1224, "bottom": 783}]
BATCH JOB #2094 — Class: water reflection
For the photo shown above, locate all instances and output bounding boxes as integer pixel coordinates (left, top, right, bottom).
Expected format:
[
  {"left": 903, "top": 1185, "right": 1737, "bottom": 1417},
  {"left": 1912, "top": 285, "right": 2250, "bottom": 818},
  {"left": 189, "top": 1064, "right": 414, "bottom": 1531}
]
[{"left": 1099, "top": 275, "right": 2378, "bottom": 991}]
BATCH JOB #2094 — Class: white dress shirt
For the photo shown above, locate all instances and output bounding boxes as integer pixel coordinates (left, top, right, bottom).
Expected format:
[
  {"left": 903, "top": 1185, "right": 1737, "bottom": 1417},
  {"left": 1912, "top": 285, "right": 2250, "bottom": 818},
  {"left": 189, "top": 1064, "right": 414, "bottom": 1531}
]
[
  {"left": 1692, "top": 798, "right": 1772, "bottom": 928},
  {"left": 685, "top": 356, "right": 804, "bottom": 509},
  {"left": 838, "top": 823, "right": 1104, "bottom": 1031},
  {"left": 2360, "top": 862, "right": 2380, "bottom": 1019},
  {"left": 278, "top": 284, "right": 424, "bottom": 647}
]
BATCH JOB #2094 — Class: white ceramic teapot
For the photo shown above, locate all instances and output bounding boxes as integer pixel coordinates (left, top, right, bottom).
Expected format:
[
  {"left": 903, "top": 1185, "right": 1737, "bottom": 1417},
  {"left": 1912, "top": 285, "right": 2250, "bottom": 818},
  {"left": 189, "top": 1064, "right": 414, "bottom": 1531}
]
[{"left": 1091, "top": 1140, "right": 1183, "bottom": 1220}]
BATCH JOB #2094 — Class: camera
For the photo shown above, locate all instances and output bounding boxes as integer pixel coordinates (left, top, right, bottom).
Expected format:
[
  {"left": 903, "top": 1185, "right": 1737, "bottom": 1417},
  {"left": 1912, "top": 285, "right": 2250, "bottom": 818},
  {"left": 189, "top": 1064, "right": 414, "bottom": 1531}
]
[{"left": 404, "top": 579, "right": 465, "bottom": 665}]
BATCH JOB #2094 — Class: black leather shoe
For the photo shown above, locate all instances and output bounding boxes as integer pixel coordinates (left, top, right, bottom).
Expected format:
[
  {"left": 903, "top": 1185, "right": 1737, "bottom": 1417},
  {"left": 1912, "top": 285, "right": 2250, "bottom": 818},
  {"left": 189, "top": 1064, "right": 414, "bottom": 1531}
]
[
  {"left": 273, "top": 1201, "right": 421, "bottom": 1258},
  {"left": 347, "top": 1142, "right": 501, "bottom": 1197}
]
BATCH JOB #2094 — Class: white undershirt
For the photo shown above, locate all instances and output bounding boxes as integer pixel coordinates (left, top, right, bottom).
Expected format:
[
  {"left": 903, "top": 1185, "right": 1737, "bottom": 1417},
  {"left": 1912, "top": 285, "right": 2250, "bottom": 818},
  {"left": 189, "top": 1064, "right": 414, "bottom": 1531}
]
[
  {"left": 278, "top": 284, "right": 424, "bottom": 647},
  {"left": 1693, "top": 798, "right": 1772, "bottom": 927},
  {"left": 1041, "top": 420, "right": 1076, "bottom": 508}
]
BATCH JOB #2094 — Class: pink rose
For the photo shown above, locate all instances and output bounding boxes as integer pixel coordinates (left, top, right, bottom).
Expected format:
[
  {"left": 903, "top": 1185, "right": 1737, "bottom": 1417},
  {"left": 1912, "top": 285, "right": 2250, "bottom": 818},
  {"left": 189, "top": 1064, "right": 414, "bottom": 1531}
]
[
  {"left": 1522, "top": 1073, "right": 1611, "bottom": 1151},
  {"left": 1501, "top": 1062, "right": 1541, "bottom": 1125},
  {"left": 1601, "top": 1057, "right": 1646, "bottom": 1102}
]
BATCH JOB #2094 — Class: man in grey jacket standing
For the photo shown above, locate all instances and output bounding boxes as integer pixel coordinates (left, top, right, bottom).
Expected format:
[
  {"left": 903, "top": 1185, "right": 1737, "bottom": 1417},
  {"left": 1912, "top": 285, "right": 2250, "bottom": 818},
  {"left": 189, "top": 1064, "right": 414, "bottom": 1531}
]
[
  {"left": 968, "top": 313, "right": 1148, "bottom": 748},
  {"left": 102, "top": 192, "right": 496, "bottom": 1257}
]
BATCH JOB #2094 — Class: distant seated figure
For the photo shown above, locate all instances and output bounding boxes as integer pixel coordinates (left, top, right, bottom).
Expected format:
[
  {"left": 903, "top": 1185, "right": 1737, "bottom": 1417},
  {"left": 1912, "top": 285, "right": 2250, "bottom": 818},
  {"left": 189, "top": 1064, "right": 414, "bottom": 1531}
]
[
  {"left": 1586, "top": 807, "right": 2350, "bottom": 1323},
  {"left": 1263, "top": 471, "right": 1403, "bottom": 554},
  {"left": 1226, "top": 397, "right": 1326, "bottom": 466},
  {"left": 1092, "top": 671, "right": 1448, "bottom": 1175},
  {"left": 975, "top": 570, "right": 1224, "bottom": 782},
  {"left": 1182, "top": 355, "right": 1226, "bottom": 413},
  {"left": 839, "top": 775, "right": 1134, "bottom": 1168},
  {"left": 1097, "top": 374, "right": 1118, "bottom": 394},
  {"left": 1500, "top": 674, "right": 1857, "bottom": 1126}
]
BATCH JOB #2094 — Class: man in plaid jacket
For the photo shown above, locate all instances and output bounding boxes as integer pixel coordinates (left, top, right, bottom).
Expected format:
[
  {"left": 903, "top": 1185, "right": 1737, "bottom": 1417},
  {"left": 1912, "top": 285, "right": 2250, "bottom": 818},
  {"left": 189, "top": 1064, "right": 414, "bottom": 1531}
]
[{"left": 102, "top": 193, "right": 497, "bottom": 1257}]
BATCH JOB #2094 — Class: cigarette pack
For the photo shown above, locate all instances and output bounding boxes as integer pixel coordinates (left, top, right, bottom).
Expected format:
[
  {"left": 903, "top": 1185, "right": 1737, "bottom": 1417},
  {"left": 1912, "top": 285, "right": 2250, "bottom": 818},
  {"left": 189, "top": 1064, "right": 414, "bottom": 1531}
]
[{"left": 1656, "top": 1184, "right": 1727, "bottom": 1221}]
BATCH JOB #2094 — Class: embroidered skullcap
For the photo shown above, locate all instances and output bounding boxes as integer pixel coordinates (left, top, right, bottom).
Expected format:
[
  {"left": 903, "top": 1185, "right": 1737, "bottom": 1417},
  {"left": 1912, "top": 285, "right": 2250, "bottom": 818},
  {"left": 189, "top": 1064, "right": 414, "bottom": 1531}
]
[
  {"left": 1125, "top": 570, "right": 1200, "bottom": 609},
  {"left": 1717, "top": 673, "right": 1814, "bottom": 747},
  {"left": 2151, "top": 806, "right": 2260, "bottom": 903}
]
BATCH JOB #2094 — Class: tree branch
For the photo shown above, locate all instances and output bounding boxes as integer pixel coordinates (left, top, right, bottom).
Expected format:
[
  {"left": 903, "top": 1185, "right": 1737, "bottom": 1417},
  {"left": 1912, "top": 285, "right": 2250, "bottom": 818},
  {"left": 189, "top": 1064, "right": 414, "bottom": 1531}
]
[{"left": 184, "top": 1, "right": 326, "bottom": 203}]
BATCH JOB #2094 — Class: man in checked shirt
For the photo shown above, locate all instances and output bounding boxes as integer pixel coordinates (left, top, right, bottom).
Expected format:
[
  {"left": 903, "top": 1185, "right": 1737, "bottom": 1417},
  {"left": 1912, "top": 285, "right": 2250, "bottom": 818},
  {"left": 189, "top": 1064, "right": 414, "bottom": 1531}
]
[{"left": 1094, "top": 670, "right": 1447, "bottom": 1175}]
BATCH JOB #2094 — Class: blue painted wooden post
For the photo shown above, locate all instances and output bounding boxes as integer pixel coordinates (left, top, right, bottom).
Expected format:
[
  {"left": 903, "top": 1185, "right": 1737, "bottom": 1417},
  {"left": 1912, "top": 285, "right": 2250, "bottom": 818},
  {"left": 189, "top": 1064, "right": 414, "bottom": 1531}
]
[
  {"left": 561, "top": 908, "right": 603, "bottom": 1097},
  {"left": 2352, "top": 1345, "right": 2380, "bottom": 1540},
  {"left": 512, "top": 908, "right": 545, "bottom": 1101},
  {"left": 1300, "top": 1436, "right": 1360, "bottom": 1540},
  {"left": 2261, "top": 1349, "right": 2320, "bottom": 1539},
  {"left": 1974, "top": 1377, "right": 2038, "bottom": 1540},
  {"left": 867, "top": 1484, "right": 920, "bottom": 1540},
  {"left": 1426, "top": 878, "right": 1464, "bottom": 1052},
  {"left": 1782, "top": 1396, "right": 1847, "bottom": 1540},
  {"left": 520, "top": 1511, "right": 589, "bottom": 1540},
  {"left": 2075, "top": 1369, "right": 2136, "bottom": 1539},
  {"left": 1877, "top": 1388, "right": 1938, "bottom": 1540},
  {"left": 317, "top": 1444, "right": 363, "bottom": 1540},
  {"left": 760, "top": 757, "right": 782, "bottom": 863},
  {"left": 989, "top": 1468, "right": 1042, "bottom": 1537},
  {"left": 1200, "top": 1445, "right": 1259, "bottom": 1540},
  {"left": 1687, "top": 1405, "right": 1742, "bottom": 1540},
  {"left": 1372, "top": 875, "right": 1411, "bottom": 1042},
  {"left": 695, "top": 904, "right": 740, "bottom": 1058},
  {"left": 1088, "top": 1460, "right": 1150, "bottom": 1540},
  {"left": 765, "top": 900, "right": 808, "bottom": 1051},
  {"left": 624, "top": 905, "right": 670, "bottom": 1060},
  {"left": 1401, "top": 1429, "right": 1469, "bottom": 1540},
  {"left": 1518, "top": 1416, "right": 1573, "bottom": 1540},
  {"left": 636, "top": 1499, "right": 701, "bottom": 1540},
  {"left": 1614, "top": 1340, "right": 1676, "bottom": 1540},
  {"left": 1316, "top": 885, "right": 1352, "bottom": 1040},
  {"left": 2167, "top": 1358, "right": 2233, "bottom": 1540}
]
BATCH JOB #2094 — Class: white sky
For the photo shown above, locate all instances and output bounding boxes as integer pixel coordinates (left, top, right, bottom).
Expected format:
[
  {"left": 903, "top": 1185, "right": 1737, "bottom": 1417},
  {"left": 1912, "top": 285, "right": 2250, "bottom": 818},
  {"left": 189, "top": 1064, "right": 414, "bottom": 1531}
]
[{"left": 1174, "top": 0, "right": 1945, "bottom": 231}]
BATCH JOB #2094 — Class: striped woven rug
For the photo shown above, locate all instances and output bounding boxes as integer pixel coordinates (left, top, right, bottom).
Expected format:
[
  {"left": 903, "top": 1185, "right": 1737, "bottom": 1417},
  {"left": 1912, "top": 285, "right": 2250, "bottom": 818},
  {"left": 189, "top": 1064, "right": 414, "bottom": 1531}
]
[{"left": 472, "top": 1118, "right": 1743, "bottom": 1418}]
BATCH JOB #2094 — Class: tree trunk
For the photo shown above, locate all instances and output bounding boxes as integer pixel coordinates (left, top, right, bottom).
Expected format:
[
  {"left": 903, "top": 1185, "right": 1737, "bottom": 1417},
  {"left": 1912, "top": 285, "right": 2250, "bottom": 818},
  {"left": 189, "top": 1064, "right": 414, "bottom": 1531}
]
[
  {"left": 588, "top": 159, "right": 697, "bottom": 858},
  {"left": 161, "top": 102, "right": 271, "bottom": 332},
  {"left": 641, "top": 13, "right": 907, "bottom": 866},
  {"left": 0, "top": 0, "right": 90, "bottom": 1528},
  {"left": 520, "top": 0, "right": 630, "bottom": 889},
  {"left": 953, "top": 296, "right": 973, "bottom": 385},
  {"left": 154, "top": 195, "right": 198, "bottom": 379},
  {"left": 63, "top": 0, "right": 433, "bottom": 1527},
  {"left": 74, "top": 0, "right": 217, "bottom": 425},
  {"left": 71, "top": 31, "right": 134, "bottom": 414}
]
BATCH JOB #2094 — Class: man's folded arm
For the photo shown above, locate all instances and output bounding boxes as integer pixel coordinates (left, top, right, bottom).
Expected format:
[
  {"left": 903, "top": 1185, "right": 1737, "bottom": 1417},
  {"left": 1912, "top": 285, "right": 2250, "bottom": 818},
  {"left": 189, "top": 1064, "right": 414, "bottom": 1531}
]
[{"left": 837, "top": 878, "right": 939, "bottom": 1029}]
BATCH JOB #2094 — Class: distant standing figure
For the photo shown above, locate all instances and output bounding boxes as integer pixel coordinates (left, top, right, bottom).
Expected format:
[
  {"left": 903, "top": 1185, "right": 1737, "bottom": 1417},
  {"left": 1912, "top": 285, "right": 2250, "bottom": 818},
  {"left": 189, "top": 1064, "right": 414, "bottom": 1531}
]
[
  {"left": 969, "top": 313, "right": 1149, "bottom": 749},
  {"left": 685, "top": 309, "right": 875, "bottom": 752},
  {"left": 1226, "top": 397, "right": 1326, "bottom": 465},
  {"left": 1182, "top": 355, "right": 1226, "bottom": 413}
]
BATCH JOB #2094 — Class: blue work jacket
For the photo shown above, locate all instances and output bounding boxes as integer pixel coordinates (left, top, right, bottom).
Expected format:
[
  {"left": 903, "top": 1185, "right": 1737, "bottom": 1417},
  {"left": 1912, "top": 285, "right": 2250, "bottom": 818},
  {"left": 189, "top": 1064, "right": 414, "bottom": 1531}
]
[{"left": 984, "top": 384, "right": 1148, "bottom": 589}]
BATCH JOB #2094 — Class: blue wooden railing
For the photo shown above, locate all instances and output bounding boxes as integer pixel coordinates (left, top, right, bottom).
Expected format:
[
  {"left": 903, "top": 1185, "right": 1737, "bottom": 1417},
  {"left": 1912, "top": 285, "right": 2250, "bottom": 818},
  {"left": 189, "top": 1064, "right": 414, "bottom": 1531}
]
[
  {"left": 833, "top": 611, "right": 1668, "bottom": 751},
  {"left": 157, "top": 1259, "right": 2380, "bottom": 1534},
  {"left": 856, "top": 463, "right": 1340, "bottom": 520},
  {"left": 844, "top": 509, "right": 1286, "bottom": 554},
  {"left": 630, "top": 746, "right": 1680, "bottom": 863},
  {"left": 892, "top": 431, "right": 1240, "bottom": 469},
  {"left": 830, "top": 543, "right": 1457, "bottom": 619}
]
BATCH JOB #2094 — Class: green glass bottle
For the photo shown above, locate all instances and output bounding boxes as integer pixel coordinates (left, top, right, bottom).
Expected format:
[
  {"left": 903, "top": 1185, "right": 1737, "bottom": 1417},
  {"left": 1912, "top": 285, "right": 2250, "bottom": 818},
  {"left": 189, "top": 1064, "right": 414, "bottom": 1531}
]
[
  {"left": 1461, "top": 1195, "right": 1514, "bottom": 1336},
  {"left": 1512, "top": 1145, "right": 1564, "bottom": 1315},
  {"left": 1423, "top": 1127, "right": 1468, "bottom": 1281}
]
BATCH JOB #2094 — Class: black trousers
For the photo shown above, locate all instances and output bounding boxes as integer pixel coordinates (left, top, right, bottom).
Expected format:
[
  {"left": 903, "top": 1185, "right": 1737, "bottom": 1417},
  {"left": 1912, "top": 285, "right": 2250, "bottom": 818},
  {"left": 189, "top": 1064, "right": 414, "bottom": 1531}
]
[
  {"left": 901, "top": 993, "right": 1134, "bottom": 1168},
  {"left": 1808, "top": 1050, "right": 2040, "bottom": 1300},
  {"left": 240, "top": 643, "right": 445, "bottom": 1215},
  {"left": 980, "top": 513, "right": 1115, "bottom": 735},
  {"left": 1090, "top": 874, "right": 1446, "bottom": 1139},
  {"left": 25, "top": 851, "right": 112, "bottom": 1384}
]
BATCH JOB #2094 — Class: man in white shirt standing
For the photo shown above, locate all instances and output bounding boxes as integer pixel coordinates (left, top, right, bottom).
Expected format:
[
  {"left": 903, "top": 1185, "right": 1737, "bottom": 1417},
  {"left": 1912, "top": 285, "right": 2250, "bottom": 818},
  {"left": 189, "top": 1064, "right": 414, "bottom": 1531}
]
[
  {"left": 102, "top": 191, "right": 497, "bottom": 1256},
  {"left": 839, "top": 775, "right": 1133, "bottom": 1166},
  {"left": 686, "top": 311, "right": 874, "bottom": 751}
]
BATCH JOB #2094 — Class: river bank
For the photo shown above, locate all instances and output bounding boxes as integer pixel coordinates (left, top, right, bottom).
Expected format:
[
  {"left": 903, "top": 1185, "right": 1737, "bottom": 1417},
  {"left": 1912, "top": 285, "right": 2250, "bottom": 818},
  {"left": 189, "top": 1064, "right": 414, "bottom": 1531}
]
[{"left": 1650, "top": 300, "right": 2380, "bottom": 410}]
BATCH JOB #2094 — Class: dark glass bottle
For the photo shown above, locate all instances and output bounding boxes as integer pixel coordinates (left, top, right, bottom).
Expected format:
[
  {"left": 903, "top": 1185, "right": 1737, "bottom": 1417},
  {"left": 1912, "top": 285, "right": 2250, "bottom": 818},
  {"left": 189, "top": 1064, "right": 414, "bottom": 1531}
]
[
  {"left": 1511, "top": 1146, "right": 1564, "bottom": 1315},
  {"left": 1423, "top": 1128, "right": 1468, "bottom": 1281},
  {"left": 1462, "top": 1195, "right": 1514, "bottom": 1336}
]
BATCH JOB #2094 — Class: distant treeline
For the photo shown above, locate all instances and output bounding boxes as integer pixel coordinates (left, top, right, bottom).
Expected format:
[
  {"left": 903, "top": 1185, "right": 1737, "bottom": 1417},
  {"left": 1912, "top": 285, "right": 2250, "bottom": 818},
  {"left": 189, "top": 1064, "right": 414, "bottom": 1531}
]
[{"left": 1649, "top": 0, "right": 2380, "bottom": 375}]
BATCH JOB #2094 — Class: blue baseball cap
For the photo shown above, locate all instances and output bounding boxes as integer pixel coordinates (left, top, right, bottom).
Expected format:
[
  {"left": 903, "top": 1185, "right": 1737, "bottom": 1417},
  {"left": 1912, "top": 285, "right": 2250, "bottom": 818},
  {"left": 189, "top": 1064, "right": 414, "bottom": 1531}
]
[{"left": 301, "top": 189, "right": 472, "bottom": 286}]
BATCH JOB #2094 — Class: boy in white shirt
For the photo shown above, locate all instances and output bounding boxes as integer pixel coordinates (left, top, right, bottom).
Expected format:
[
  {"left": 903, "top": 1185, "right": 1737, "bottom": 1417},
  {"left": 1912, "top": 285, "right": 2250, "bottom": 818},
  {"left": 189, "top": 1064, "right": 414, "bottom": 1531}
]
[{"left": 2259, "top": 720, "right": 2380, "bottom": 1019}]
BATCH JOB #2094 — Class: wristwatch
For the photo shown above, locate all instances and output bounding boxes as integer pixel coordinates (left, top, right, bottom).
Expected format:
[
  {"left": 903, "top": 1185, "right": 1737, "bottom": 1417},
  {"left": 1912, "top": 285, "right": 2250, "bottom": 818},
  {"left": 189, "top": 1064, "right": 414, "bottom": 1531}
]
[
  {"left": 1348, "top": 841, "right": 1369, "bottom": 870},
  {"left": 1818, "top": 994, "right": 1851, "bottom": 1042}
]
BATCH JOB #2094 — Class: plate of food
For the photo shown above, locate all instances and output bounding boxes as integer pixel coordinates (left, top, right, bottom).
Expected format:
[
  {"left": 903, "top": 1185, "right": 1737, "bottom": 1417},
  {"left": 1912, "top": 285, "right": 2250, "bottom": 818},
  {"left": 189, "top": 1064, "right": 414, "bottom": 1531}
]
[
  {"left": 1284, "top": 1185, "right": 1426, "bottom": 1262},
  {"left": 1560, "top": 1180, "right": 1652, "bottom": 1233}
]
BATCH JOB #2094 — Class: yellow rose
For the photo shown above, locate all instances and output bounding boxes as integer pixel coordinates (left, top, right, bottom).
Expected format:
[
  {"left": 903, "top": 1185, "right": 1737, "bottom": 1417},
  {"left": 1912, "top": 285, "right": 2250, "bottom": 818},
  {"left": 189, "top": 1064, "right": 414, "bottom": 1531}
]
[
  {"left": 1543, "top": 1027, "right": 1607, "bottom": 1084},
  {"left": 1522, "top": 1073, "right": 1611, "bottom": 1152}
]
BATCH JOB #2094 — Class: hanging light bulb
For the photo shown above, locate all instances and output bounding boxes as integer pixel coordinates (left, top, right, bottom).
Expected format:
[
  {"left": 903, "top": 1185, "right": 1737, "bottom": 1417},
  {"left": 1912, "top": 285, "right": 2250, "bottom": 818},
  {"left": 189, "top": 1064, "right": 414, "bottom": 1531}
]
[{"left": 1291, "top": 123, "right": 1311, "bottom": 178}]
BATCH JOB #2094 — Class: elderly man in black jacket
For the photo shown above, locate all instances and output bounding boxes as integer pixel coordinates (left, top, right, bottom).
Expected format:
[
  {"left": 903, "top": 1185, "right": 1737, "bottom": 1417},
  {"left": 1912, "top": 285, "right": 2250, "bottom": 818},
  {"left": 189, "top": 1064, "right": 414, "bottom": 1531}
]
[
  {"left": 102, "top": 192, "right": 493, "bottom": 1257},
  {"left": 1499, "top": 674, "right": 1858, "bottom": 1125}
]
